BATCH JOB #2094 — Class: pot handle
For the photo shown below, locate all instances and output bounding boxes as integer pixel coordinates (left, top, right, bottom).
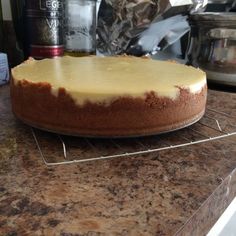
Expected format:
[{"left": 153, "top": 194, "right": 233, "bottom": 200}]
[{"left": 208, "top": 28, "right": 236, "bottom": 40}]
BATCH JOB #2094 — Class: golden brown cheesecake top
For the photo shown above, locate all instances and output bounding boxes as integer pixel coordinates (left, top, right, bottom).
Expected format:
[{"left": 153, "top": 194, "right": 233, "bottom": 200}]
[{"left": 12, "top": 56, "right": 206, "bottom": 105}]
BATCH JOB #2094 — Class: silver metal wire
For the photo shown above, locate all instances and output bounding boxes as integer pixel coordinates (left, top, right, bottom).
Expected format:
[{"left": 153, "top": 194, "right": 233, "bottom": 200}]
[
  {"left": 58, "top": 135, "right": 67, "bottom": 159},
  {"left": 32, "top": 108, "right": 236, "bottom": 167}
]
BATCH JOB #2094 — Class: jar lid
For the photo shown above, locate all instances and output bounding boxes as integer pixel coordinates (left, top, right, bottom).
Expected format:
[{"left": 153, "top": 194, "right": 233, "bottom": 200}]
[{"left": 190, "top": 12, "right": 236, "bottom": 22}]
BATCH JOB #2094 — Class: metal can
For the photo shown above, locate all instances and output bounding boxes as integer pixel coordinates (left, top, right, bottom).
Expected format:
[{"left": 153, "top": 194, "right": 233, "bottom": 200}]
[{"left": 26, "top": 0, "right": 64, "bottom": 59}]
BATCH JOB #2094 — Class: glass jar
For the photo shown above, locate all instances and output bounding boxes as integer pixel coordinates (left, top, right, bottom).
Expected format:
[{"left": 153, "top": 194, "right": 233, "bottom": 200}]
[
  {"left": 188, "top": 13, "right": 236, "bottom": 86},
  {"left": 64, "top": 0, "right": 97, "bottom": 56}
]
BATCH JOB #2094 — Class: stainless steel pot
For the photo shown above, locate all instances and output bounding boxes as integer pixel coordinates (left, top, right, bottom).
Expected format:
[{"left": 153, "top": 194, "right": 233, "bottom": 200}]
[{"left": 188, "top": 13, "right": 236, "bottom": 86}]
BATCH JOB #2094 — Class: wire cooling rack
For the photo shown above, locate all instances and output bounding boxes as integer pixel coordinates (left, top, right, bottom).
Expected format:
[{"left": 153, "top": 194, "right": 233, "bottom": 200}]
[{"left": 32, "top": 107, "right": 236, "bottom": 166}]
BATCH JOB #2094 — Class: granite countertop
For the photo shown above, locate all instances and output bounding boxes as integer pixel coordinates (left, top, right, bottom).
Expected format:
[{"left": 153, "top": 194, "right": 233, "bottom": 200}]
[{"left": 0, "top": 85, "right": 236, "bottom": 236}]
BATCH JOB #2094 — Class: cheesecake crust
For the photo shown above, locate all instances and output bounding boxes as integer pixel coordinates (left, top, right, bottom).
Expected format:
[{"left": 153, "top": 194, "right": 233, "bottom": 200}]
[{"left": 11, "top": 79, "right": 207, "bottom": 137}]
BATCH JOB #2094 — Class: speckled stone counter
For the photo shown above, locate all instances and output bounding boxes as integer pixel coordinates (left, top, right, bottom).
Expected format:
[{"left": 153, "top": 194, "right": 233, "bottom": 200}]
[{"left": 0, "top": 85, "right": 236, "bottom": 236}]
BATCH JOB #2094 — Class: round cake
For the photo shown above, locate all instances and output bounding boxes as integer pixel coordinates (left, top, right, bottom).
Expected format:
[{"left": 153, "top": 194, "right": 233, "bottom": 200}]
[{"left": 11, "top": 56, "right": 207, "bottom": 137}]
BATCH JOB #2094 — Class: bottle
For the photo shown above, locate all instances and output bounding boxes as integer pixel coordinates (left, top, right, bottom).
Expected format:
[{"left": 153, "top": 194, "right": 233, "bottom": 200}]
[
  {"left": 25, "top": 0, "right": 64, "bottom": 59},
  {"left": 64, "top": 0, "right": 97, "bottom": 57}
]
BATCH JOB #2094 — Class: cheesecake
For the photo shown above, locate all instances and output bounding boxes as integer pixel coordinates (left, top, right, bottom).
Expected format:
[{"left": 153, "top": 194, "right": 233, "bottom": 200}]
[{"left": 11, "top": 56, "right": 207, "bottom": 137}]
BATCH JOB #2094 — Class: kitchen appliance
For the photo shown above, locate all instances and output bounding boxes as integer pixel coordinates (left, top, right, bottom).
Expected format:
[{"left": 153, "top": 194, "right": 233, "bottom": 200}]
[{"left": 188, "top": 12, "right": 236, "bottom": 87}]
